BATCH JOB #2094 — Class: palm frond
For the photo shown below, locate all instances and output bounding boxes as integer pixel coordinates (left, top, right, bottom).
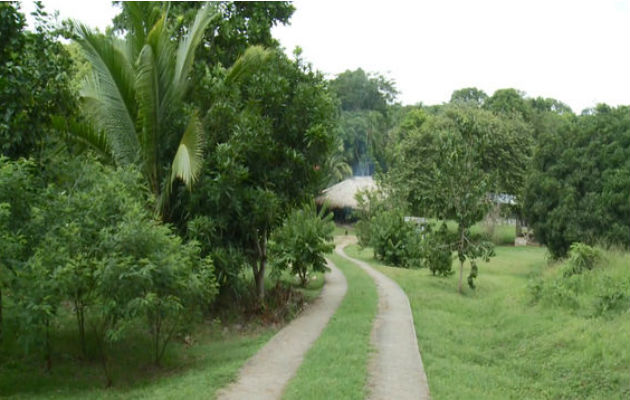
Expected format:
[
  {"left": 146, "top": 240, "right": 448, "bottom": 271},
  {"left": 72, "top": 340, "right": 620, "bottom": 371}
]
[
  {"left": 51, "top": 116, "right": 113, "bottom": 163},
  {"left": 226, "top": 45, "right": 272, "bottom": 84},
  {"left": 74, "top": 22, "right": 139, "bottom": 165},
  {"left": 170, "top": 112, "right": 204, "bottom": 189},
  {"left": 136, "top": 43, "right": 160, "bottom": 192},
  {"left": 173, "top": 3, "right": 217, "bottom": 99}
]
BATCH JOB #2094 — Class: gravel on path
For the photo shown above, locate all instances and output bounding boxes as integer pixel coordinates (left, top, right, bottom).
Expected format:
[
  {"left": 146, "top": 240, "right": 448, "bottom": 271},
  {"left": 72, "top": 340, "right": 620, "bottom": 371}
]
[
  {"left": 216, "top": 261, "right": 347, "bottom": 400},
  {"left": 336, "top": 236, "right": 431, "bottom": 400}
]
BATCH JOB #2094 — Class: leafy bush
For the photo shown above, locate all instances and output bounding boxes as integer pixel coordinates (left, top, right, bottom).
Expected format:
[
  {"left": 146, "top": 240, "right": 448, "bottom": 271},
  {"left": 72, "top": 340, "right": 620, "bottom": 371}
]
[
  {"left": 563, "top": 242, "right": 601, "bottom": 277},
  {"left": 269, "top": 203, "right": 335, "bottom": 287}
]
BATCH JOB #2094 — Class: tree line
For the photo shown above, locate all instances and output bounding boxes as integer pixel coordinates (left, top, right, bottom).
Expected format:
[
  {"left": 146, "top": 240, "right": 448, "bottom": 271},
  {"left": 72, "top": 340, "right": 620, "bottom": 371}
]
[{"left": 349, "top": 84, "right": 628, "bottom": 291}]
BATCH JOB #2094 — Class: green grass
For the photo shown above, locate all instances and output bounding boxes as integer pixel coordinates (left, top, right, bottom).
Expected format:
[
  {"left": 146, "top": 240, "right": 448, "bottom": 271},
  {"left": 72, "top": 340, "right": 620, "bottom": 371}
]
[
  {"left": 282, "top": 250, "right": 378, "bottom": 400},
  {"left": 0, "top": 321, "right": 276, "bottom": 400},
  {"left": 345, "top": 244, "right": 630, "bottom": 400},
  {"left": 0, "top": 270, "right": 325, "bottom": 399}
]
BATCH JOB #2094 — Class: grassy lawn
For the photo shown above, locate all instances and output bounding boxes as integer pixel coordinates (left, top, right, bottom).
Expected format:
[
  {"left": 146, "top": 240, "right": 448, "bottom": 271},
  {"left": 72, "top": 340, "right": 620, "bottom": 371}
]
[
  {"left": 0, "top": 270, "right": 324, "bottom": 399},
  {"left": 283, "top": 250, "right": 378, "bottom": 400},
  {"left": 345, "top": 244, "right": 630, "bottom": 400}
]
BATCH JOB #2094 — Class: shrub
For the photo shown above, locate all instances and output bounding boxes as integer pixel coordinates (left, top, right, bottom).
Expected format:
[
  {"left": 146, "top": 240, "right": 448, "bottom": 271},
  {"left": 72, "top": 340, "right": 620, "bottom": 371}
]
[
  {"left": 564, "top": 242, "right": 601, "bottom": 277},
  {"left": 269, "top": 203, "right": 335, "bottom": 287}
]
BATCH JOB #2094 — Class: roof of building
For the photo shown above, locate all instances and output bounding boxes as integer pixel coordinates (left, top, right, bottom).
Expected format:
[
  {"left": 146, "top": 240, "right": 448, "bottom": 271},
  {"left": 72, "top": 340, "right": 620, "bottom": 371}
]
[{"left": 315, "top": 176, "right": 377, "bottom": 209}]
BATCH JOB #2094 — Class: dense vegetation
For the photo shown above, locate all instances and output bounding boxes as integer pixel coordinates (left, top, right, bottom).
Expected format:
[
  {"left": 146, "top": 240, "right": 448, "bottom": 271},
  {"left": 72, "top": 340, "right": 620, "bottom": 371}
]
[
  {"left": 0, "top": 1, "right": 334, "bottom": 390},
  {"left": 356, "top": 85, "right": 629, "bottom": 289}
]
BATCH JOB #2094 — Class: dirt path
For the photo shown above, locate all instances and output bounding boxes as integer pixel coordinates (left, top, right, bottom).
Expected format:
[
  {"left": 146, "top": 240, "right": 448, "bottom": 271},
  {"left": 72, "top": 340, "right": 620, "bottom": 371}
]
[
  {"left": 216, "top": 261, "right": 347, "bottom": 400},
  {"left": 336, "top": 236, "right": 431, "bottom": 400}
]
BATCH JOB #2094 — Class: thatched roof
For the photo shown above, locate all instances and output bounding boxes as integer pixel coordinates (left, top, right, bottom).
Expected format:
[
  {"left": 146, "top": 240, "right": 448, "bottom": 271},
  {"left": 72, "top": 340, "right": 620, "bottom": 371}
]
[{"left": 316, "top": 176, "right": 376, "bottom": 209}]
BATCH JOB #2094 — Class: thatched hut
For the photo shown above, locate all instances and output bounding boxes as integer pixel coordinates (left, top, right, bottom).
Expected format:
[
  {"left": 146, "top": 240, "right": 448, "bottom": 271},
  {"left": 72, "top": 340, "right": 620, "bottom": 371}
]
[{"left": 315, "top": 176, "right": 376, "bottom": 221}]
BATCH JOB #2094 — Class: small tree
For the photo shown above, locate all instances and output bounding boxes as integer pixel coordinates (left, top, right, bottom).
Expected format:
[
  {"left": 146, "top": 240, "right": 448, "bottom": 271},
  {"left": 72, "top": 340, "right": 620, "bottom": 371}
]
[
  {"left": 269, "top": 203, "right": 335, "bottom": 287},
  {"left": 388, "top": 106, "right": 527, "bottom": 292}
]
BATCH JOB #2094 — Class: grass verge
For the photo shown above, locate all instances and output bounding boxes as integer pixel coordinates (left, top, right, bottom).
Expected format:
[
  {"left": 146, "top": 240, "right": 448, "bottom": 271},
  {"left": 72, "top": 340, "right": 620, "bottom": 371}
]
[
  {"left": 345, "top": 244, "right": 630, "bottom": 400},
  {"left": 282, "top": 249, "right": 378, "bottom": 400}
]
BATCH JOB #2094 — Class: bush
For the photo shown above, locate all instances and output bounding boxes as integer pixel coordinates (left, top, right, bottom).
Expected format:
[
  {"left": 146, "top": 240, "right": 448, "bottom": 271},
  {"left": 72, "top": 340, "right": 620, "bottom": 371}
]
[
  {"left": 269, "top": 203, "right": 335, "bottom": 287},
  {"left": 564, "top": 242, "right": 601, "bottom": 277}
]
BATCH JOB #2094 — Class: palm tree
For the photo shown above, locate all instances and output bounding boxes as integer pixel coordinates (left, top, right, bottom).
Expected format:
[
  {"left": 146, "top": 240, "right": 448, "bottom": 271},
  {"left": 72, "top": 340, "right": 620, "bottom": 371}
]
[{"left": 65, "top": 2, "right": 267, "bottom": 218}]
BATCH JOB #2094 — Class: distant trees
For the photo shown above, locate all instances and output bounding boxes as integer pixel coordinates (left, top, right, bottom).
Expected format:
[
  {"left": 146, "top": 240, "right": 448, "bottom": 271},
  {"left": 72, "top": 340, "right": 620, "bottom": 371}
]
[{"left": 329, "top": 68, "right": 398, "bottom": 176}]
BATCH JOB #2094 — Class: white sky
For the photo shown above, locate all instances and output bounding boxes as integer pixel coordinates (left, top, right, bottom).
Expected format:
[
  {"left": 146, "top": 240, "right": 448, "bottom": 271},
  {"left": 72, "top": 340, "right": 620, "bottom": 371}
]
[{"left": 20, "top": 0, "right": 630, "bottom": 113}]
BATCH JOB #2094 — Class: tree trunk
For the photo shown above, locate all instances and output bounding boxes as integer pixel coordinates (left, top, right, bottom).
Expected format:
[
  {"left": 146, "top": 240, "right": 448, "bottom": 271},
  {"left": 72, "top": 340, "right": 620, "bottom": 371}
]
[
  {"left": 255, "top": 258, "right": 266, "bottom": 302},
  {"left": 254, "top": 232, "right": 268, "bottom": 303},
  {"left": 74, "top": 300, "right": 86, "bottom": 358},
  {"left": 515, "top": 217, "right": 523, "bottom": 237},
  {"left": 458, "top": 226, "right": 465, "bottom": 294},
  {"left": 458, "top": 259, "right": 464, "bottom": 294},
  {"left": 45, "top": 319, "right": 52, "bottom": 371}
]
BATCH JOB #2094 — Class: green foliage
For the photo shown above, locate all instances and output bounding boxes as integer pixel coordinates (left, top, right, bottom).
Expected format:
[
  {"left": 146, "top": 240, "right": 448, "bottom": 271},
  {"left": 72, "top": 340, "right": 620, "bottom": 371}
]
[
  {"left": 564, "top": 242, "right": 601, "bottom": 277},
  {"left": 524, "top": 104, "right": 630, "bottom": 258},
  {"left": 0, "top": 2, "right": 77, "bottom": 159},
  {"left": 449, "top": 87, "right": 488, "bottom": 107},
  {"left": 113, "top": 1, "right": 294, "bottom": 68},
  {"left": 329, "top": 68, "right": 398, "bottom": 174},
  {"left": 528, "top": 247, "right": 629, "bottom": 318},
  {"left": 1, "top": 156, "right": 217, "bottom": 376},
  {"left": 269, "top": 203, "right": 335, "bottom": 287},
  {"left": 98, "top": 209, "right": 217, "bottom": 365},
  {"left": 190, "top": 48, "right": 337, "bottom": 301},
  {"left": 68, "top": 3, "right": 268, "bottom": 218},
  {"left": 421, "top": 223, "right": 454, "bottom": 276},
  {"left": 387, "top": 105, "right": 526, "bottom": 290},
  {"left": 355, "top": 191, "right": 452, "bottom": 271}
]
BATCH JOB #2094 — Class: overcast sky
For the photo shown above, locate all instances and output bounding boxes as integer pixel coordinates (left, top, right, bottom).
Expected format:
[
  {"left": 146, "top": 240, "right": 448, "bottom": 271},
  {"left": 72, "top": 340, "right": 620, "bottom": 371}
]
[{"left": 21, "top": 0, "right": 629, "bottom": 113}]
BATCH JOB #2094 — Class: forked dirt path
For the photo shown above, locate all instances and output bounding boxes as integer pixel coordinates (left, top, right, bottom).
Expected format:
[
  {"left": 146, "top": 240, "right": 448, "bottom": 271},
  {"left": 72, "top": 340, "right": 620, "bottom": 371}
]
[
  {"left": 216, "top": 261, "right": 347, "bottom": 400},
  {"left": 336, "top": 235, "right": 431, "bottom": 400}
]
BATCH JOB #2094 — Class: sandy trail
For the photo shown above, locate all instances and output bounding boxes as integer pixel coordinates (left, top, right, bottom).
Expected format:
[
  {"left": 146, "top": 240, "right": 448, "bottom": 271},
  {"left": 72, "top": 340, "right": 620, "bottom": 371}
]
[
  {"left": 336, "top": 236, "right": 431, "bottom": 400},
  {"left": 216, "top": 260, "right": 347, "bottom": 400}
]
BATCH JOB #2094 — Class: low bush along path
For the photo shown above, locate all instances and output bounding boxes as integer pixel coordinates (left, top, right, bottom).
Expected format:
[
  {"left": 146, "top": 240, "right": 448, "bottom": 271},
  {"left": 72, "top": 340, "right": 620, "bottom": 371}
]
[
  {"left": 217, "top": 235, "right": 430, "bottom": 399},
  {"left": 336, "top": 235, "right": 431, "bottom": 400}
]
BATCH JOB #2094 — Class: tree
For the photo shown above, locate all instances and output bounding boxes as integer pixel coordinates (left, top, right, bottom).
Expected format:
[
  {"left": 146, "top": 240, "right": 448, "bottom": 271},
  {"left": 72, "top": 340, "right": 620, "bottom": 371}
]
[
  {"left": 450, "top": 87, "right": 488, "bottom": 107},
  {"left": 388, "top": 106, "right": 530, "bottom": 292},
  {"left": 484, "top": 88, "right": 532, "bottom": 122},
  {"left": 0, "top": 157, "right": 41, "bottom": 343},
  {"left": 112, "top": 1, "right": 294, "bottom": 68},
  {"left": 189, "top": 49, "right": 337, "bottom": 302},
  {"left": 524, "top": 104, "right": 630, "bottom": 258},
  {"left": 0, "top": 1, "right": 76, "bottom": 159},
  {"left": 64, "top": 3, "right": 267, "bottom": 218},
  {"left": 269, "top": 203, "right": 335, "bottom": 287}
]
